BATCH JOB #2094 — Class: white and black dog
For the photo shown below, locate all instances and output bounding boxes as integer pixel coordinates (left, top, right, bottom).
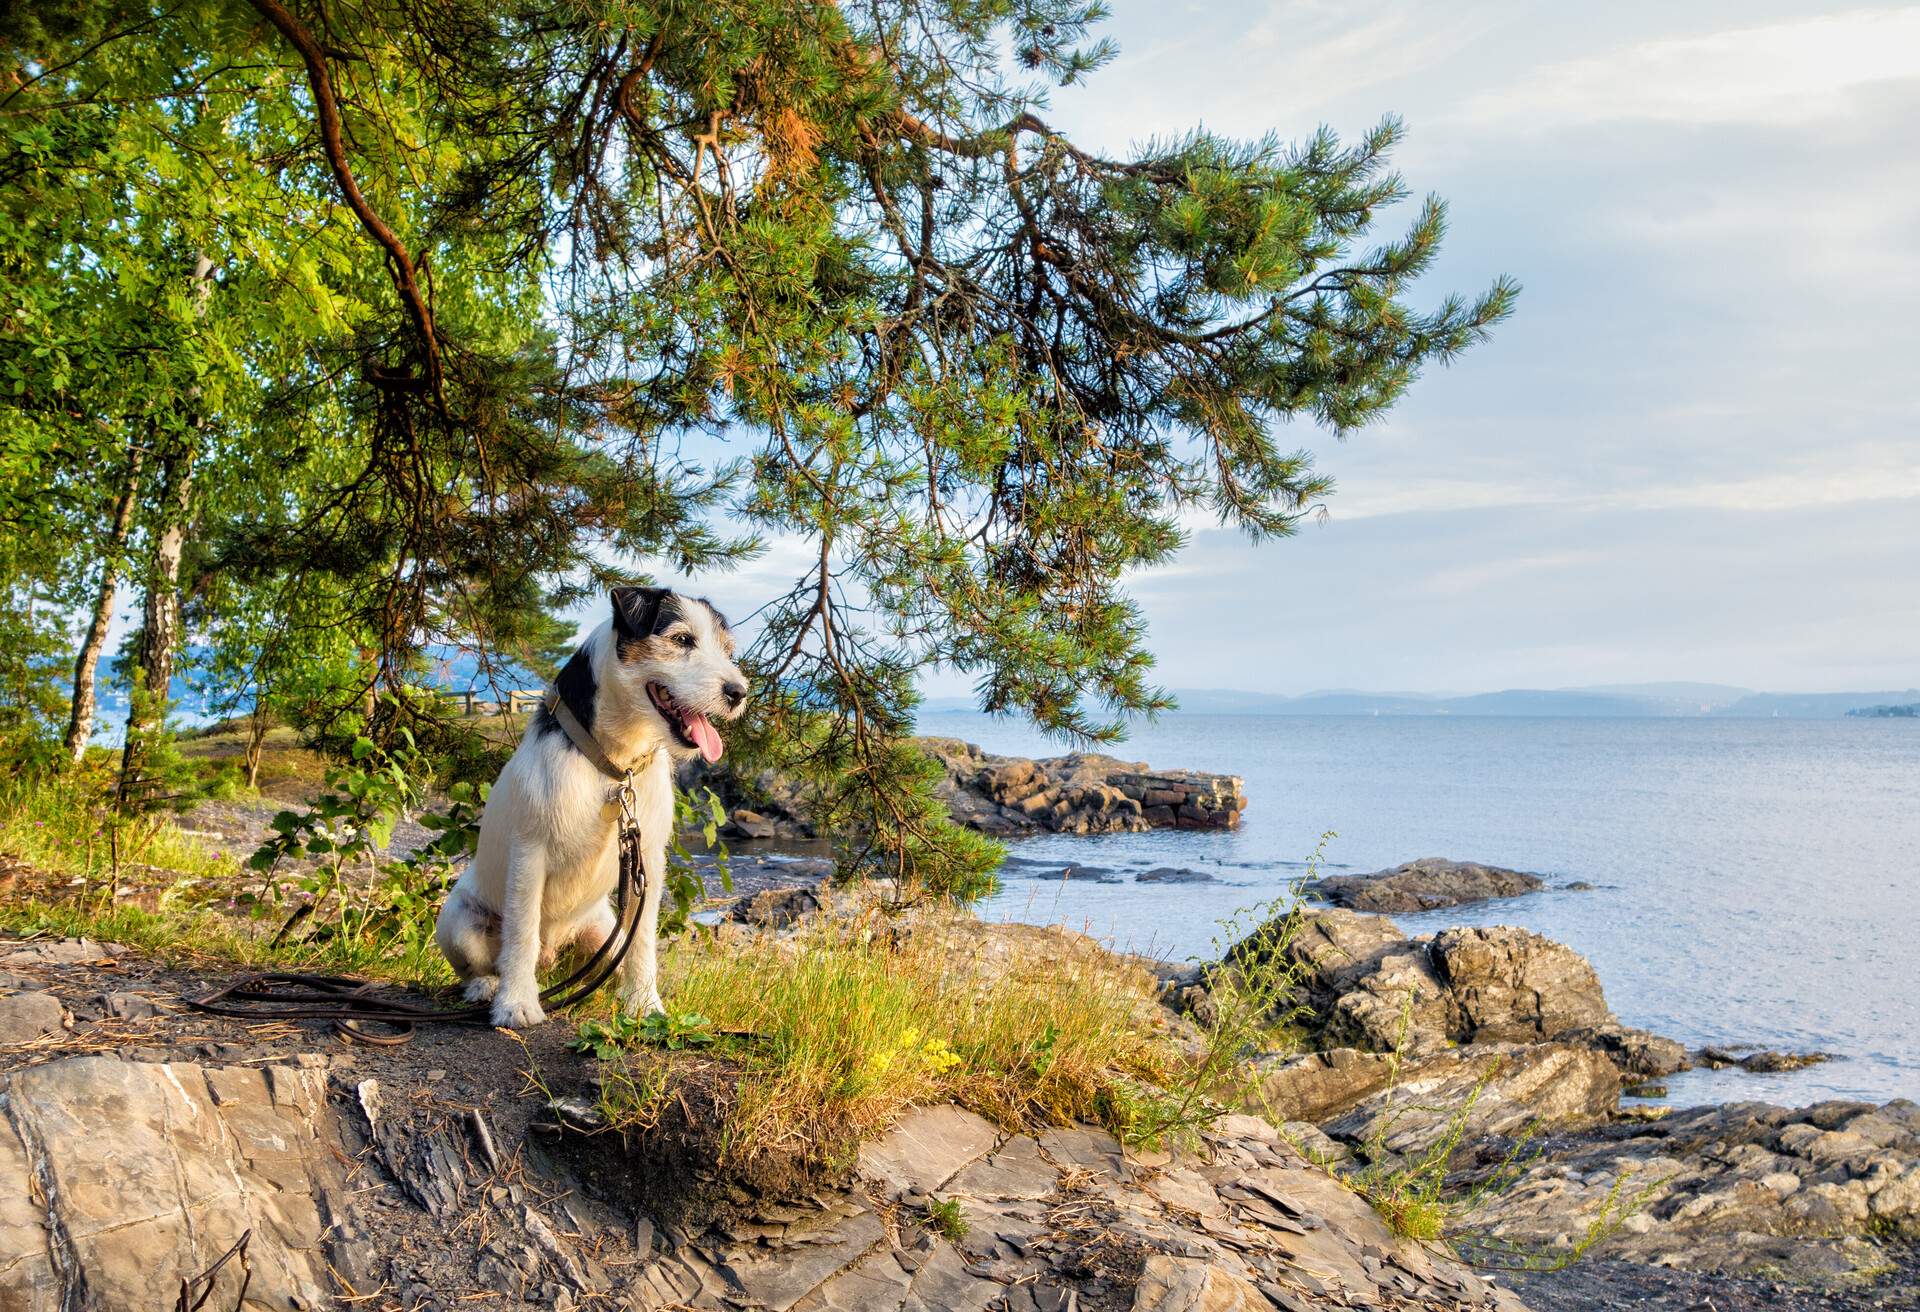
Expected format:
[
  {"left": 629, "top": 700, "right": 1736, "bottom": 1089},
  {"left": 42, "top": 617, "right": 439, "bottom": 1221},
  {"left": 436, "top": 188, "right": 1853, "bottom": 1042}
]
[{"left": 434, "top": 587, "right": 748, "bottom": 1028}]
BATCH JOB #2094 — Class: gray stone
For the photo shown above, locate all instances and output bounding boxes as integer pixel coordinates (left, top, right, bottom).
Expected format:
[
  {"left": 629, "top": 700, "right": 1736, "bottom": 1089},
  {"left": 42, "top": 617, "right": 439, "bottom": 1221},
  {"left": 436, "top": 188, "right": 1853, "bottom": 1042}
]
[
  {"left": 0, "top": 1056, "right": 340, "bottom": 1311},
  {"left": 915, "top": 738, "right": 1245, "bottom": 836},
  {"left": 858, "top": 1105, "right": 1001, "bottom": 1196},
  {"left": 1308, "top": 857, "right": 1545, "bottom": 914},
  {"left": 1464, "top": 1096, "right": 1920, "bottom": 1281},
  {"left": 718, "top": 1208, "right": 886, "bottom": 1312},
  {"left": 725, "top": 808, "right": 778, "bottom": 840},
  {"left": 0, "top": 991, "right": 65, "bottom": 1044},
  {"left": 900, "top": 1240, "right": 1000, "bottom": 1312},
  {"left": 98, "top": 991, "right": 162, "bottom": 1021},
  {"left": 0, "top": 938, "right": 118, "bottom": 968},
  {"left": 1429, "top": 925, "right": 1611, "bottom": 1044},
  {"left": 732, "top": 884, "right": 823, "bottom": 929},
  {"left": 1130, "top": 1254, "right": 1271, "bottom": 1310},
  {"left": 1323, "top": 1042, "right": 1621, "bottom": 1155},
  {"left": 1251, "top": 1048, "right": 1396, "bottom": 1123},
  {"left": 1136, "top": 867, "right": 1216, "bottom": 884},
  {"left": 948, "top": 1135, "right": 1058, "bottom": 1201},
  {"left": 1035, "top": 1124, "right": 1126, "bottom": 1176},
  {"left": 1562, "top": 1023, "right": 1691, "bottom": 1077},
  {"left": 1697, "top": 1044, "right": 1836, "bottom": 1073}
]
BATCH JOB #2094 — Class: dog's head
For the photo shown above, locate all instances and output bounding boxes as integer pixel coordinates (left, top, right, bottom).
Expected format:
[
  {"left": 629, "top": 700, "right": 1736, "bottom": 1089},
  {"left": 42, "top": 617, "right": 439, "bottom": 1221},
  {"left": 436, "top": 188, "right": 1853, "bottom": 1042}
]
[{"left": 609, "top": 587, "right": 749, "bottom": 763}]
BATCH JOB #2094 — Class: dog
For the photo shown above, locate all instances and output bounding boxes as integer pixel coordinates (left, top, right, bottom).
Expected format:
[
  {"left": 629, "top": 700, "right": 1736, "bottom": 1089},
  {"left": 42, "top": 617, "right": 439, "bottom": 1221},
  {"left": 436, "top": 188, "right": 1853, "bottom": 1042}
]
[{"left": 434, "top": 586, "right": 749, "bottom": 1028}]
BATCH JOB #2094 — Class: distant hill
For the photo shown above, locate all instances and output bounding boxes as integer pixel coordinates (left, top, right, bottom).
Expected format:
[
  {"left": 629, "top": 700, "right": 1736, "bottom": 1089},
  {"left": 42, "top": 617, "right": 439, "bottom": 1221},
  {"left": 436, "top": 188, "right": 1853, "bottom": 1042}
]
[{"left": 919, "top": 683, "right": 1920, "bottom": 720}]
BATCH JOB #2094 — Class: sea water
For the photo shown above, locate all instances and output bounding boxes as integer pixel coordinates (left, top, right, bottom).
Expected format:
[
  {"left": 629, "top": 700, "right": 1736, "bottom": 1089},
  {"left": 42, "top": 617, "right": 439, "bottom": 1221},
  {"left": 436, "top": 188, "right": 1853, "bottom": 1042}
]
[{"left": 918, "top": 712, "right": 1920, "bottom": 1107}]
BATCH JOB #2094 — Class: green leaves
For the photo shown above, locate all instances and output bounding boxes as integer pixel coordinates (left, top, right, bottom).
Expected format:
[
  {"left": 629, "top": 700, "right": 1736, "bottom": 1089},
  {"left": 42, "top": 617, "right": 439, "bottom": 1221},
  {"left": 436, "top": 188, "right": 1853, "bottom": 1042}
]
[
  {"left": 573, "top": 1009, "right": 717, "bottom": 1058},
  {"left": 5, "top": 1, "right": 1511, "bottom": 903}
]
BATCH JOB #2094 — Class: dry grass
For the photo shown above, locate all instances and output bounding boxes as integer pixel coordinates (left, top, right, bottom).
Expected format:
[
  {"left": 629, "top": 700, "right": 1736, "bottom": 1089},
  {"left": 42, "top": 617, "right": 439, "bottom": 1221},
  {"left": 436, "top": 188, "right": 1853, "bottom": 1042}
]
[{"left": 584, "top": 907, "right": 1188, "bottom": 1175}]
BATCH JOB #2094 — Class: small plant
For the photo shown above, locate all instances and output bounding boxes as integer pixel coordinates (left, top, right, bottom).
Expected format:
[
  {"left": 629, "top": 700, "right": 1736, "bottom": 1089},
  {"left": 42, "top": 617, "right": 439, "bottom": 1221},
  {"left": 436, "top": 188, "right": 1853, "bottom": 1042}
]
[
  {"left": 248, "top": 732, "right": 424, "bottom": 918},
  {"left": 923, "top": 1197, "right": 969, "bottom": 1242},
  {"left": 573, "top": 1009, "right": 717, "bottom": 1059},
  {"left": 1117, "top": 832, "right": 1333, "bottom": 1147},
  {"left": 661, "top": 787, "right": 734, "bottom": 935},
  {"left": 860, "top": 1026, "right": 962, "bottom": 1085}
]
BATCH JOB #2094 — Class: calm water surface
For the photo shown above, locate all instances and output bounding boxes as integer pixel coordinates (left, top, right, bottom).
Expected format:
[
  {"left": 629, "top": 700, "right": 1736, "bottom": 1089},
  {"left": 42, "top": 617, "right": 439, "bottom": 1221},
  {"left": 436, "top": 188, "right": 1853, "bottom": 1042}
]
[{"left": 918, "top": 713, "right": 1920, "bottom": 1107}]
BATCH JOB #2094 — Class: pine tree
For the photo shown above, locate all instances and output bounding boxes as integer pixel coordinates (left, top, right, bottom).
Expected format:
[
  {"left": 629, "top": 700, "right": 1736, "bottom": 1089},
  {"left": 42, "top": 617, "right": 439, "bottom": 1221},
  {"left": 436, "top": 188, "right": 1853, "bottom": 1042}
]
[{"left": 3, "top": 2, "right": 1515, "bottom": 890}]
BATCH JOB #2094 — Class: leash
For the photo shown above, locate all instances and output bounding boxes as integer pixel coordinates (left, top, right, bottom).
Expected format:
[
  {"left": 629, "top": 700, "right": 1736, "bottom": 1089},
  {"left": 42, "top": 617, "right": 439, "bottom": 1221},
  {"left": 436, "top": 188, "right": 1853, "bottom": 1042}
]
[{"left": 189, "top": 689, "right": 659, "bottom": 1045}]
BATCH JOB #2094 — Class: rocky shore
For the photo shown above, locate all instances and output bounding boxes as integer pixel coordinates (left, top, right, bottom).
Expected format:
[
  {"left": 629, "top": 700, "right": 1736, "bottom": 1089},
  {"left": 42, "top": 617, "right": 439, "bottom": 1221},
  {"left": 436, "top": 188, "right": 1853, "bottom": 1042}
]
[
  {"left": 0, "top": 888, "right": 1911, "bottom": 1309},
  {"left": 1166, "top": 902, "right": 1917, "bottom": 1299}
]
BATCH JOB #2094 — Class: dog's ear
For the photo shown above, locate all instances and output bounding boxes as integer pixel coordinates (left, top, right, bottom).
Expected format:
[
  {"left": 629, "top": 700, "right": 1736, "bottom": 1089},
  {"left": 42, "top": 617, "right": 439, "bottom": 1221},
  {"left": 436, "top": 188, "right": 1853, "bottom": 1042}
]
[{"left": 610, "top": 586, "right": 670, "bottom": 640}]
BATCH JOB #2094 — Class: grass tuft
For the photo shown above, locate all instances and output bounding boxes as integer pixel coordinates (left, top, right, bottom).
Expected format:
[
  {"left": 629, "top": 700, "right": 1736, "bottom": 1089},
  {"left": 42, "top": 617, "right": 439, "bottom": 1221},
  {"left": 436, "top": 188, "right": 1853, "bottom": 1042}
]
[
  {"left": 924, "top": 1197, "right": 969, "bottom": 1241},
  {"left": 580, "top": 912, "right": 1180, "bottom": 1173}
]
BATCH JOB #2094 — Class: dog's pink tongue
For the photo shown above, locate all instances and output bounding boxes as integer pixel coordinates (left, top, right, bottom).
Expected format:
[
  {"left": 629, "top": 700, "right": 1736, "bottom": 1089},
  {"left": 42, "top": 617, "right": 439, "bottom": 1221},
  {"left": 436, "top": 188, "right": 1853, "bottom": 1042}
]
[{"left": 685, "top": 714, "right": 723, "bottom": 763}]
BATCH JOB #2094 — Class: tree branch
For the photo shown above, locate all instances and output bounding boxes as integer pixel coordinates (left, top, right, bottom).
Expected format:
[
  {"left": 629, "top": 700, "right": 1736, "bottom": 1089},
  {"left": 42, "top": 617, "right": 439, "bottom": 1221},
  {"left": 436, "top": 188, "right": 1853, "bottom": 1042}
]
[{"left": 247, "top": 0, "right": 444, "bottom": 406}]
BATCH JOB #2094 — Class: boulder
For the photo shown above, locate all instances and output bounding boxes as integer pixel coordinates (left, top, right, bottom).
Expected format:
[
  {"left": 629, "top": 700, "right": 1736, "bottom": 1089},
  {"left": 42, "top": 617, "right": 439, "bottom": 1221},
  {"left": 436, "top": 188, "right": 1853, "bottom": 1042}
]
[
  {"left": 1429, "top": 926, "right": 1611, "bottom": 1044},
  {"left": 724, "top": 808, "right": 778, "bottom": 840},
  {"left": 1307, "top": 858, "right": 1545, "bottom": 914},
  {"left": 914, "top": 739, "right": 1246, "bottom": 837},
  {"left": 1322, "top": 1043, "right": 1622, "bottom": 1158},
  {"left": 1561, "top": 1023, "right": 1691, "bottom": 1078}
]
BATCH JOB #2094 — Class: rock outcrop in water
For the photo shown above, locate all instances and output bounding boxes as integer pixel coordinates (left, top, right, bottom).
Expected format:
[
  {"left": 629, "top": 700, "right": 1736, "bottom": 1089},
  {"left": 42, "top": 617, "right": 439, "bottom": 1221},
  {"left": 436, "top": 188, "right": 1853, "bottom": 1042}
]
[
  {"left": 1306, "top": 858, "right": 1545, "bottom": 914},
  {"left": 919, "top": 738, "right": 1246, "bottom": 836},
  {"left": 690, "top": 738, "right": 1246, "bottom": 841}
]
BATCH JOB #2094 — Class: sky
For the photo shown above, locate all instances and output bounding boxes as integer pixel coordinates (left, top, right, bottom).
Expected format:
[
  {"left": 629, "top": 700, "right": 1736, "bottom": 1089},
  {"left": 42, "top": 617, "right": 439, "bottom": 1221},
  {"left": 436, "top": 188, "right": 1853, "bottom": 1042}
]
[{"left": 621, "top": 4, "right": 1920, "bottom": 697}]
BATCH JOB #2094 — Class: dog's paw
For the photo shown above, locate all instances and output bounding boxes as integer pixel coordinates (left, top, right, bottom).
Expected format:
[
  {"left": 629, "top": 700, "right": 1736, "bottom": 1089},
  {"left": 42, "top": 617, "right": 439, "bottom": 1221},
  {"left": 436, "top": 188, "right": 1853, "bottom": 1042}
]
[
  {"left": 490, "top": 993, "right": 546, "bottom": 1029},
  {"left": 462, "top": 975, "right": 500, "bottom": 1004},
  {"left": 620, "top": 988, "right": 667, "bottom": 1018}
]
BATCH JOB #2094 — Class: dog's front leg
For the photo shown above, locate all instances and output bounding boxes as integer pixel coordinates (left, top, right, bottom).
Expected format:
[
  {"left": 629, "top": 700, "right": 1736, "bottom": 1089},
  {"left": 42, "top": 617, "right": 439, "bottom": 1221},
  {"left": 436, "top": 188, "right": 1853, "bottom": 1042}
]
[
  {"left": 617, "top": 837, "right": 668, "bottom": 1017},
  {"left": 491, "top": 840, "right": 548, "bottom": 1029}
]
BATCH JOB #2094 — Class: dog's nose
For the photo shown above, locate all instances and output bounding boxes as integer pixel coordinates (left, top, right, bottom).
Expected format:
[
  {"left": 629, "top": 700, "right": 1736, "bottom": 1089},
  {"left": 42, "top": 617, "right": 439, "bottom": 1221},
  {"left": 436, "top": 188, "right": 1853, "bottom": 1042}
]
[{"left": 721, "top": 679, "right": 748, "bottom": 710}]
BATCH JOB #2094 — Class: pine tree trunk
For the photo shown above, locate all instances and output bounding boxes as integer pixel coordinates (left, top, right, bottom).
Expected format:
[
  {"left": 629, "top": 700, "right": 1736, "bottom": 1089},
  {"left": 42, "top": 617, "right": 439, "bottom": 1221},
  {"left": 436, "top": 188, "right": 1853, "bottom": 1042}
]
[
  {"left": 244, "top": 696, "right": 269, "bottom": 788},
  {"left": 64, "top": 446, "right": 145, "bottom": 761}
]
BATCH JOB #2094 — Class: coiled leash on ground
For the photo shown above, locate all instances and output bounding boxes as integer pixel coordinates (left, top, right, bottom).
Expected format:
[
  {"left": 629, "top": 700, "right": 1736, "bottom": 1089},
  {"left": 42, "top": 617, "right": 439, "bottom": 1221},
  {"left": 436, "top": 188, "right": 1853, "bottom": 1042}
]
[{"left": 188, "top": 690, "right": 654, "bottom": 1046}]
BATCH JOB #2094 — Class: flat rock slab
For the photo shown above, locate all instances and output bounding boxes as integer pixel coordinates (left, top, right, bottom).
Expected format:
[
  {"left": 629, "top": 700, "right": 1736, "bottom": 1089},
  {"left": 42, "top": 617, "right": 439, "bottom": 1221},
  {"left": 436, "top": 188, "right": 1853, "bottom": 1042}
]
[
  {"left": 1131, "top": 1254, "right": 1269, "bottom": 1310},
  {"left": 1036, "top": 1123, "right": 1127, "bottom": 1176},
  {"left": 949, "top": 1134, "right": 1059, "bottom": 1201},
  {"left": 0, "top": 1055, "right": 340, "bottom": 1311},
  {"left": 717, "top": 1208, "right": 886, "bottom": 1312},
  {"left": 0, "top": 991, "right": 66, "bottom": 1044},
  {"left": 858, "top": 1104, "right": 1001, "bottom": 1196},
  {"left": 0, "top": 938, "right": 120, "bottom": 969}
]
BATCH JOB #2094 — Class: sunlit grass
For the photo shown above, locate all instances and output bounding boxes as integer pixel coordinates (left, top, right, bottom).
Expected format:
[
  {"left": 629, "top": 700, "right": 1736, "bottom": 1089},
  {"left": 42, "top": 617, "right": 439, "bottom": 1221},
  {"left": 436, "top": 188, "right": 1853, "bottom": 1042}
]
[
  {"left": 0, "top": 764, "right": 239, "bottom": 885},
  {"left": 591, "top": 912, "right": 1188, "bottom": 1169}
]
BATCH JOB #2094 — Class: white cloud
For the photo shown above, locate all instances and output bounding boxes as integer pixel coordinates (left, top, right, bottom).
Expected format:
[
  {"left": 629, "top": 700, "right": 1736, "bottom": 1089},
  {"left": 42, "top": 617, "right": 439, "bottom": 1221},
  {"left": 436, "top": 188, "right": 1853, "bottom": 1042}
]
[
  {"left": 1327, "top": 450, "right": 1920, "bottom": 520},
  {"left": 1459, "top": 8, "right": 1920, "bottom": 129}
]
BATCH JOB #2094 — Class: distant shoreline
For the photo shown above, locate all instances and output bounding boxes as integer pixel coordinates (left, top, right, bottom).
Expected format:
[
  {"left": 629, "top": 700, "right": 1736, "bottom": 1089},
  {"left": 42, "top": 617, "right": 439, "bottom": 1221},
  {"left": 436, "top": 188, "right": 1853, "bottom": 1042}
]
[{"left": 919, "top": 685, "right": 1920, "bottom": 720}]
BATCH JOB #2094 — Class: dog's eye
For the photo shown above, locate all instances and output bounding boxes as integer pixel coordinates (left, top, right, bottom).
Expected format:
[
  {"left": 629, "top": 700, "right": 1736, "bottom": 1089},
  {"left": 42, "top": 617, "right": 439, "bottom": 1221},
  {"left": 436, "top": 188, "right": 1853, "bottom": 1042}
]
[{"left": 674, "top": 632, "right": 696, "bottom": 650}]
